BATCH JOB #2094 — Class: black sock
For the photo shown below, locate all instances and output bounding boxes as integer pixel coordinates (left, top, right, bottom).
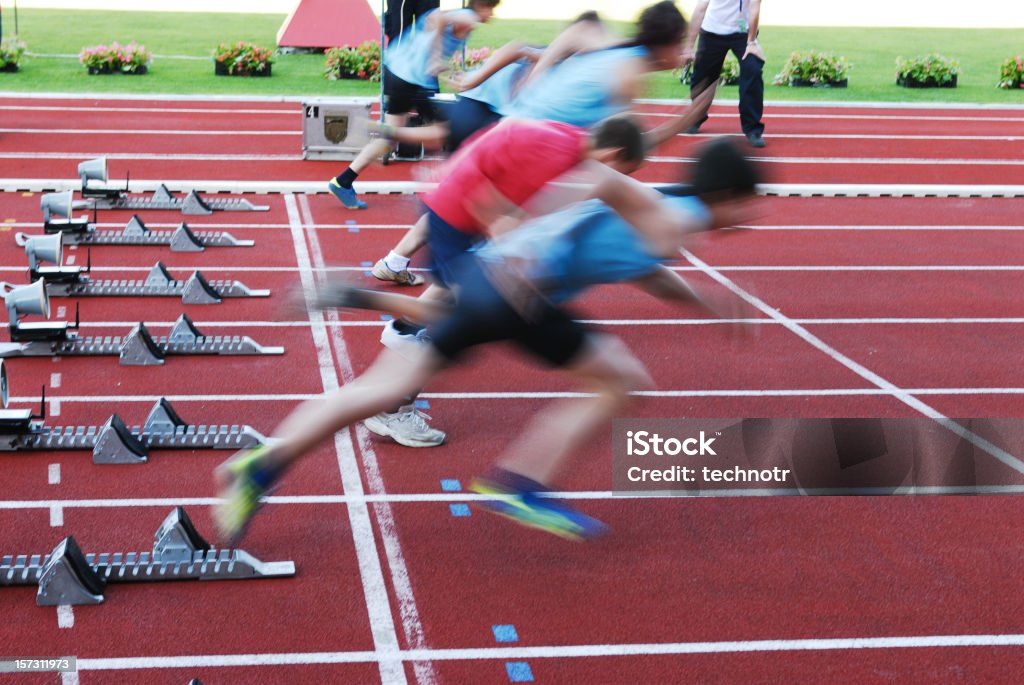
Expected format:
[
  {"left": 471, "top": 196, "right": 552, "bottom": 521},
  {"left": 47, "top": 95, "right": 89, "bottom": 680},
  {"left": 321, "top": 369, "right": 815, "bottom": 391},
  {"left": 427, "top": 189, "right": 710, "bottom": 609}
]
[
  {"left": 336, "top": 168, "right": 358, "bottom": 188},
  {"left": 392, "top": 318, "right": 425, "bottom": 335}
]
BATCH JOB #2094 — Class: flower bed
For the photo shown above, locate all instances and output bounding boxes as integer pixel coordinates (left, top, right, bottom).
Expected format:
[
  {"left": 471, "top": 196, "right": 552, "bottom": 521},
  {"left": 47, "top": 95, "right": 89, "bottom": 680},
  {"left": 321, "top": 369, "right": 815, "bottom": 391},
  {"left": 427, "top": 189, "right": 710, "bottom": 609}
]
[
  {"left": 774, "top": 50, "right": 849, "bottom": 88},
  {"left": 678, "top": 54, "right": 740, "bottom": 87},
  {"left": 0, "top": 39, "right": 27, "bottom": 73},
  {"left": 213, "top": 42, "right": 274, "bottom": 77},
  {"left": 325, "top": 41, "right": 381, "bottom": 82},
  {"left": 449, "top": 46, "right": 492, "bottom": 73},
  {"left": 997, "top": 55, "right": 1024, "bottom": 89},
  {"left": 896, "top": 54, "right": 958, "bottom": 88},
  {"left": 79, "top": 42, "right": 151, "bottom": 74}
]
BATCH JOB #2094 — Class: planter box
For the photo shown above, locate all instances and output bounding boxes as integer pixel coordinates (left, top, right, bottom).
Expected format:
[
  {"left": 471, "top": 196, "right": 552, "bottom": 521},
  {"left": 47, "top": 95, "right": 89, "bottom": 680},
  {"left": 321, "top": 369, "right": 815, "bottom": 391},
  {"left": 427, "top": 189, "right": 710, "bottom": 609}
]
[
  {"left": 788, "top": 77, "right": 848, "bottom": 88},
  {"left": 87, "top": 65, "right": 148, "bottom": 75},
  {"left": 215, "top": 61, "right": 272, "bottom": 77},
  {"left": 897, "top": 74, "right": 957, "bottom": 88}
]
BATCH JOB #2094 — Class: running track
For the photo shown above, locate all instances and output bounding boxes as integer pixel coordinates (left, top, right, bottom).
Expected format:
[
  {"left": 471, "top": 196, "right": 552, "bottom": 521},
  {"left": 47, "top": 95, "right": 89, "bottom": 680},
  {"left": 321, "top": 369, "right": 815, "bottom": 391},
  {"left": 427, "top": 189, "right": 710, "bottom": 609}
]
[{"left": 2, "top": 95, "right": 1024, "bottom": 684}]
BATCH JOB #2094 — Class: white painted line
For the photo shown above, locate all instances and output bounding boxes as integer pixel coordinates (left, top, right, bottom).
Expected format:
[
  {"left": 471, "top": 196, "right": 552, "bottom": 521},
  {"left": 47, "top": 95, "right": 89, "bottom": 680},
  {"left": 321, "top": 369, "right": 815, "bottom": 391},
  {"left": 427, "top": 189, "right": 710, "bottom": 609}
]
[
  {"left": 685, "top": 133, "right": 1024, "bottom": 141},
  {"left": 0, "top": 104, "right": 295, "bottom": 115},
  {"left": 64, "top": 633, "right": 1024, "bottom": 670},
  {"left": 4, "top": 178, "right": 1024, "bottom": 199},
  {"left": 298, "top": 193, "right": 434, "bottom": 683},
  {"left": 56, "top": 306, "right": 67, "bottom": 317},
  {"left": 745, "top": 225, "right": 1024, "bottom": 232},
  {"left": 51, "top": 400, "right": 61, "bottom": 417},
  {"left": 0, "top": 128, "right": 298, "bottom": 136},
  {"left": 50, "top": 373, "right": 62, "bottom": 388},
  {"left": 15, "top": 385, "right": 1024, "bottom": 405},
  {"left": 285, "top": 194, "right": 407, "bottom": 685},
  {"left": 48, "top": 464, "right": 61, "bottom": 485},
  {"left": 683, "top": 248, "right": 1024, "bottom": 475},
  {"left": 56, "top": 605, "right": 74, "bottom": 629},
  {"left": 61, "top": 671, "right": 80, "bottom": 685},
  {"left": 50, "top": 504, "right": 63, "bottom": 527},
  {"left": 653, "top": 155, "right": 1024, "bottom": 166},
  {"left": 66, "top": 256, "right": 75, "bottom": 266}
]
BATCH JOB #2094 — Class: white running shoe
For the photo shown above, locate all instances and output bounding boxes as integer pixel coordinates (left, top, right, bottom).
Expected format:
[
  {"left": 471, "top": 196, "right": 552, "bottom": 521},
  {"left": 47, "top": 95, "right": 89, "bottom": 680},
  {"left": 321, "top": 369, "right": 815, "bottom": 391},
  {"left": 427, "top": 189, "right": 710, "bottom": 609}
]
[
  {"left": 380, "top": 320, "right": 429, "bottom": 361},
  {"left": 371, "top": 259, "right": 425, "bottom": 286},
  {"left": 363, "top": 405, "right": 446, "bottom": 447}
]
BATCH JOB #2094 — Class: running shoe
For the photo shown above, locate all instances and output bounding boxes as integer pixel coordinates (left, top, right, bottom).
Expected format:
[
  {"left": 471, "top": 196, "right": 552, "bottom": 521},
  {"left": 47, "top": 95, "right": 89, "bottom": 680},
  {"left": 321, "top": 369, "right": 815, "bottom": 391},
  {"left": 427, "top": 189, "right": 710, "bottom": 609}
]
[
  {"left": 745, "top": 131, "right": 766, "bottom": 148},
  {"left": 371, "top": 259, "right": 425, "bottom": 286},
  {"left": 214, "top": 444, "right": 277, "bottom": 546},
  {"left": 328, "top": 178, "right": 367, "bottom": 209},
  {"left": 363, "top": 404, "right": 446, "bottom": 447},
  {"left": 470, "top": 478, "right": 608, "bottom": 541},
  {"left": 380, "top": 320, "right": 430, "bottom": 360}
]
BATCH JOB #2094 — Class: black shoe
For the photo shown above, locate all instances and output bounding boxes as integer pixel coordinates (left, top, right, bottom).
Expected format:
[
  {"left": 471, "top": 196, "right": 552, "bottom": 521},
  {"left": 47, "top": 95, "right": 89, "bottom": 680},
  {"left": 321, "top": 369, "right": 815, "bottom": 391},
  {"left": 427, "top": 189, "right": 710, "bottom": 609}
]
[
  {"left": 746, "top": 131, "right": 766, "bottom": 148},
  {"left": 685, "top": 125, "right": 701, "bottom": 135}
]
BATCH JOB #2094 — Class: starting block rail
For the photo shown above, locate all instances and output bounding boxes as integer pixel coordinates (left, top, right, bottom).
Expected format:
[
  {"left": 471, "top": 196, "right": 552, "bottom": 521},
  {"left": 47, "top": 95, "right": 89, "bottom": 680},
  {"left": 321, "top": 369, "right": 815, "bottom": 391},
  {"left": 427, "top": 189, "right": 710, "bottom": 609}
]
[
  {"left": 2, "top": 314, "right": 284, "bottom": 365},
  {"left": 38, "top": 261, "right": 270, "bottom": 304},
  {"left": 0, "top": 508, "right": 294, "bottom": 606},
  {"left": 83, "top": 181, "right": 270, "bottom": 215},
  {"left": 50, "top": 215, "right": 255, "bottom": 250}
]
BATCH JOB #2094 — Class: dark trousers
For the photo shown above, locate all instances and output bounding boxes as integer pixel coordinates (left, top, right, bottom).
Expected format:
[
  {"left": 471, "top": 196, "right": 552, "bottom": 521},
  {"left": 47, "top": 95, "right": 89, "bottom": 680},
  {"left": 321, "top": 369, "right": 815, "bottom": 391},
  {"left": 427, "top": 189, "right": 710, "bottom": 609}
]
[
  {"left": 690, "top": 29, "right": 764, "bottom": 136},
  {"left": 384, "top": 0, "right": 442, "bottom": 45}
]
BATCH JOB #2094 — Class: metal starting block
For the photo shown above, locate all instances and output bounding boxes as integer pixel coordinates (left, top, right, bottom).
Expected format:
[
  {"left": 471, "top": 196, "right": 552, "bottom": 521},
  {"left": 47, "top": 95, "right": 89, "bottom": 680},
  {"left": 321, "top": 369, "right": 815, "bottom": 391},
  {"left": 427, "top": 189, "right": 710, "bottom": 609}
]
[
  {"left": 32, "top": 259, "right": 270, "bottom": 304},
  {"left": 45, "top": 214, "right": 255, "bottom": 251},
  {"left": 1, "top": 309, "right": 285, "bottom": 364},
  {"left": 87, "top": 185, "right": 270, "bottom": 215},
  {"left": 0, "top": 394, "right": 266, "bottom": 464},
  {"left": 76, "top": 158, "right": 269, "bottom": 214},
  {"left": 0, "top": 508, "right": 295, "bottom": 606}
]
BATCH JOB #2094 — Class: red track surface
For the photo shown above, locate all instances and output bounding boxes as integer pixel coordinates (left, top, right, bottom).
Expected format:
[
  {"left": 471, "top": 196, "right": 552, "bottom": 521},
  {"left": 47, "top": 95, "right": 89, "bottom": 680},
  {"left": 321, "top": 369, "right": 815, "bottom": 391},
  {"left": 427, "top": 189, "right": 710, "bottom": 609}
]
[{"left": 2, "top": 96, "right": 1024, "bottom": 684}]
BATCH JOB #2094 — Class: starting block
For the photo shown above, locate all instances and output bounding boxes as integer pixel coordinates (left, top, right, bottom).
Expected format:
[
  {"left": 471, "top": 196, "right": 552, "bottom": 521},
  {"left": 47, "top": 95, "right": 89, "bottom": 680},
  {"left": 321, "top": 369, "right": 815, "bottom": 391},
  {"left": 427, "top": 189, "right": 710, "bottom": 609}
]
[
  {"left": 18, "top": 232, "right": 269, "bottom": 303},
  {"left": 77, "top": 158, "right": 269, "bottom": 214},
  {"left": 0, "top": 280, "right": 284, "bottom": 364},
  {"left": 0, "top": 360, "right": 266, "bottom": 463},
  {"left": 40, "top": 192, "right": 254, "bottom": 250},
  {"left": 0, "top": 507, "right": 295, "bottom": 606}
]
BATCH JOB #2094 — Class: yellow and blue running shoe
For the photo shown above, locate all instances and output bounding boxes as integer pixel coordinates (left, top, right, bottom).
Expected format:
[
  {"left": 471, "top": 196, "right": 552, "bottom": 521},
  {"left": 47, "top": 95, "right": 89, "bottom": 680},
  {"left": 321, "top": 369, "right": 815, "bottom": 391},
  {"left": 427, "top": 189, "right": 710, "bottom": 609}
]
[
  {"left": 328, "top": 177, "right": 367, "bottom": 210},
  {"left": 214, "top": 444, "right": 279, "bottom": 546},
  {"left": 471, "top": 477, "right": 608, "bottom": 541}
]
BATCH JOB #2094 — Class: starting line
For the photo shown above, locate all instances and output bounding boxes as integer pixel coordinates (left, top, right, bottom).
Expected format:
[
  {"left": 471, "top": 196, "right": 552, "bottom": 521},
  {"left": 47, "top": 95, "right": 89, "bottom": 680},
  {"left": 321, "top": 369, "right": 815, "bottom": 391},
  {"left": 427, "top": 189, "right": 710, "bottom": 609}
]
[{"left": 4, "top": 179, "right": 1024, "bottom": 199}]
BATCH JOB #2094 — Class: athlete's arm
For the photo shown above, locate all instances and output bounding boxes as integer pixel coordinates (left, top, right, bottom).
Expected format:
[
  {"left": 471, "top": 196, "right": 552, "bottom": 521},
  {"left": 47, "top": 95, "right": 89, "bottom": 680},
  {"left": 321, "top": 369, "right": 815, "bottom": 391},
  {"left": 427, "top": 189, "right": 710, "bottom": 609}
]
[
  {"left": 523, "top": 19, "right": 615, "bottom": 86},
  {"left": 643, "top": 76, "right": 719, "bottom": 149},
  {"left": 450, "top": 40, "right": 532, "bottom": 91},
  {"left": 743, "top": 0, "right": 765, "bottom": 61},
  {"left": 632, "top": 265, "right": 756, "bottom": 332}
]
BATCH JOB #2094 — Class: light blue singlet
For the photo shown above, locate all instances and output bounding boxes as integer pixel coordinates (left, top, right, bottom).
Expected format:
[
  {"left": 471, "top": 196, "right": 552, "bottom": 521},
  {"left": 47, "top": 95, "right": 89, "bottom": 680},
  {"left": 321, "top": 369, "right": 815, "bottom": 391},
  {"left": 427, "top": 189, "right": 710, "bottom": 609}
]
[{"left": 386, "top": 8, "right": 476, "bottom": 90}]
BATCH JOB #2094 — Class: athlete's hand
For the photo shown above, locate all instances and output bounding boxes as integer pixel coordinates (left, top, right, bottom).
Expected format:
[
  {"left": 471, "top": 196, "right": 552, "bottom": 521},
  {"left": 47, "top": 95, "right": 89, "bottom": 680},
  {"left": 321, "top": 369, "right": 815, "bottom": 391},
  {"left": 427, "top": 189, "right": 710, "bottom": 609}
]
[
  {"left": 681, "top": 48, "right": 696, "bottom": 68},
  {"left": 742, "top": 42, "right": 765, "bottom": 62}
]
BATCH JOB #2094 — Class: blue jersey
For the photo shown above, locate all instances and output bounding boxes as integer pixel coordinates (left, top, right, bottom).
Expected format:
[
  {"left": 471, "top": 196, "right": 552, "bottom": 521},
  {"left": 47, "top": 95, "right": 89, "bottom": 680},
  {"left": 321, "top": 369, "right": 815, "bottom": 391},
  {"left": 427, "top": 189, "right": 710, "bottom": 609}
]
[
  {"left": 505, "top": 46, "right": 648, "bottom": 127},
  {"left": 460, "top": 60, "right": 531, "bottom": 115},
  {"left": 477, "top": 196, "right": 711, "bottom": 303},
  {"left": 386, "top": 9, "right": 475, "bottom": 90}
]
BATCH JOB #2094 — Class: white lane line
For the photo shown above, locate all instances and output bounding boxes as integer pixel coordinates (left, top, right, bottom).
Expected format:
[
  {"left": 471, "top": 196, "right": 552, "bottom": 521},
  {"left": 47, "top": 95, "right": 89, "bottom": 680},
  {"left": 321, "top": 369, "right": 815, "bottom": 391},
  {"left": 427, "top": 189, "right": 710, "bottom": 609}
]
[
  {"left": 50, "top": 373, "right": 62, "bottom": 388},
  {"left": 683, "top": 133, "right": 1024, "bottom": 141},
  {"left": 8, "top": 482, "right": 1024, "bottom": 512},
  {"left": 13, "top": 386, "right": 1024, "bottom": 405},
  {"left": 67, "top": 633, "right": 1024, "bottom": 670},
  {"left": 286, "top": 194, "right": 406, "bottom": 685},
  {"left": 0, "top": 128, "right": 297, "bottom": 136},
  {"left": 652, "top": 155, "right": 1024, "bottom": 166},
  {"left": 48, "top": 464, "right": 61, "bottom": 485},
  {"left": 50, "top": 504, "right": 63, "bottom": 526},
  {"left": 298, "top": 193, "right": 435, "bottom": 684},
  {"left": 744, "top": 225, "right": 1024, "bottom": 232},
  {"left": 61, "top": 671, "right": 79, "bottom": 685},
  {"left": 50, "top": 400, "right": 61, "bottom": 417},
  {"left": 30, "top": 316, "right": 1024, "bottom": 330},
  {"left": 56, "top": 605, "right": 74, "bottom": 629},
  {"left": 683, "top": 248, "right": 1024, "bottom": 476},
  {"left": 66, "top": 256, "right": 75, "bottom": 265},
  {"left": 0, "top": 105, "right": 295, "bottom": 115}
]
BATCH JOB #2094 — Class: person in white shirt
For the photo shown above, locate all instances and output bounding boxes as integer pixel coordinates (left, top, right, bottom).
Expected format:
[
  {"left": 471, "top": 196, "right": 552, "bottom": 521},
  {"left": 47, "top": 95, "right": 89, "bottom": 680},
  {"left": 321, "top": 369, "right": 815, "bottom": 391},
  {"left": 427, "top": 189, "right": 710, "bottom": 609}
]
[{"left": 682, "top": 0, "right": 766, "bottom": 147}]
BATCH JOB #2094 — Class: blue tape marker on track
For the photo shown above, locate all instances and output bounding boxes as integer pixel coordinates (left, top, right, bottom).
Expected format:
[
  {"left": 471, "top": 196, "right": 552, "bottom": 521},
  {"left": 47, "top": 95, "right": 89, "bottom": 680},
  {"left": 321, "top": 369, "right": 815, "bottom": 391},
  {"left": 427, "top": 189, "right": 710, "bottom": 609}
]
[
  {"left": 449, "top": 503, "right": 471, "bottom": 517},
  {"left": 505, "top": 662, "right": 534, "bottom": 682},
  {"left": 440, "top": 479, "right": 462, "bottom": 492},
  {"left": 492, "top": 624, "right": 519, "bottom": 643}
]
